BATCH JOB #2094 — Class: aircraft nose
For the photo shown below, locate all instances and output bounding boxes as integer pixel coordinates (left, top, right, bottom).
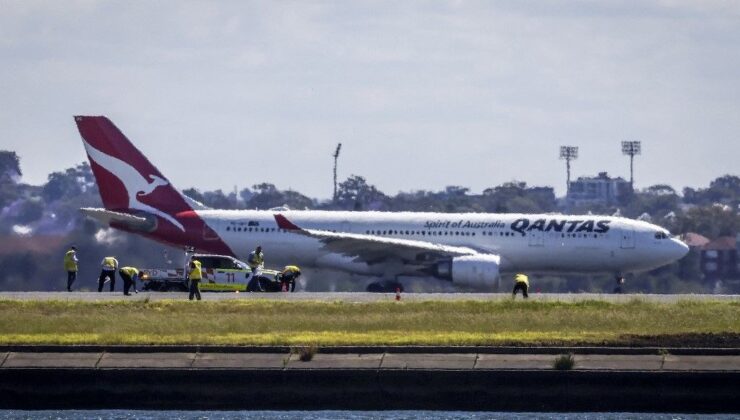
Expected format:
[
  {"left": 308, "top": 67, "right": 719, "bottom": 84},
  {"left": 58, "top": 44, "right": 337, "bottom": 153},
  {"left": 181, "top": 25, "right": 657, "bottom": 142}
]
[{"left": 670, "top": 238, "right": 690, "bottom": 260}]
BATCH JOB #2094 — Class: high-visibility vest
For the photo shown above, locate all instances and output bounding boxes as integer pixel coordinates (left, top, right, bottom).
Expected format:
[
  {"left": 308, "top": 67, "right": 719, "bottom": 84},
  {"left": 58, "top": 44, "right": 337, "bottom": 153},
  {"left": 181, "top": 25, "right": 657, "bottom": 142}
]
[
  {"left": 247, "top": 251, "right": 264, "bottom": 268},
  {"left": 119, "top": 266, "right": 138, "bottom": 277},
  {"left": 514, "top": 273, "right": 529, "bottom": 287},
  {"left": 64, "top": 250, "right": 78, "bottom": 272},
  {"left": 189, "top": 260, "right": 202, "bottom": 280},
  {"left": 283, "top": 265, "right": 301, "bottom": 275},
  {"left": 102, "top": 257, "right": 118, "bottom": 270}
]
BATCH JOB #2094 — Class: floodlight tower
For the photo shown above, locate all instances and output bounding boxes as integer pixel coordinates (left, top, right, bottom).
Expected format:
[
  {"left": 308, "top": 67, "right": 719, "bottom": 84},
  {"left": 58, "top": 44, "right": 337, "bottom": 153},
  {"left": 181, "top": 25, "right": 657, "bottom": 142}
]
[
  {"left": 621, "top": 140, "right": 641, "bottom": 191},
  {"left": 559, "top": 146, "right": 579, "bottom": 194},
  {"left": 332, "top": 143, "right": 342, "bottom": 203}
]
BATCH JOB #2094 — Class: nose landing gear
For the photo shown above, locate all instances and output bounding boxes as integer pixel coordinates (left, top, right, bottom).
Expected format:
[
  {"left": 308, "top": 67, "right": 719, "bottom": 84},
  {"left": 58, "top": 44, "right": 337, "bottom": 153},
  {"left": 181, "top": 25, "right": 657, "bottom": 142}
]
[{"left": 613, "top": 274, "right": 625, "bottom": 294}]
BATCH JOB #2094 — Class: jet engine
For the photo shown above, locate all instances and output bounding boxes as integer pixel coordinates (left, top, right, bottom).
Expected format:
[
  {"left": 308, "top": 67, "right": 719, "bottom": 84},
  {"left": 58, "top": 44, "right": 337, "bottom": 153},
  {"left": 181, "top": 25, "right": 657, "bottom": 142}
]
[{"left": 434, "top": 254, "right": 501, "bottom": 288}]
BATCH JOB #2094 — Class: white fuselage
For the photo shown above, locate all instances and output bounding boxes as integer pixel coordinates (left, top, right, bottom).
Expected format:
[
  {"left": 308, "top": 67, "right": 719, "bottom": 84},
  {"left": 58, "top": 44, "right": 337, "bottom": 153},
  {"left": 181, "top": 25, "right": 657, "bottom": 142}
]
[{"left": 197, "top": 210, "right": 689, "bottom": 276}]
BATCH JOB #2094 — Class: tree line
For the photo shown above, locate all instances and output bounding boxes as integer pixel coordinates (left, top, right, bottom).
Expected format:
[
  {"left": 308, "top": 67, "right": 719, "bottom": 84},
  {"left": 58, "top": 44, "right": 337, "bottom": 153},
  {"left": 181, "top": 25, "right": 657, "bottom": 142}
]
[{"left": 0, "top": 150, "right": 738, "bottom": 292}]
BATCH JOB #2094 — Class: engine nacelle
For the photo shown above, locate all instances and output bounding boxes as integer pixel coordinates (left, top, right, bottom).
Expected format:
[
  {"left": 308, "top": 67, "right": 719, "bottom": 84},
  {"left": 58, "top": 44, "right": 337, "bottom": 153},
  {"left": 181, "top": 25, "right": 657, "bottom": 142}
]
[{"left": 435, "top": 255, "right": 501, "bottom": 288}]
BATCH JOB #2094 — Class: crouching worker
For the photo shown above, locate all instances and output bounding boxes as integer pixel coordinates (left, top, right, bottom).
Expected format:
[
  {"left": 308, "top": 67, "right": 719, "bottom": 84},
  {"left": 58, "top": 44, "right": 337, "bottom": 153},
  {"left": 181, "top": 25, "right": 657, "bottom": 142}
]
[
  {"left": 118, "top": 266, "right": 142, "bottom": 296},
  {"left": 188, "top": 257, "right": 202, "bottom": 301},
  {"left": 512, "top": 273, "right": 529, "bottom": 299},
  {"left": 280, "top": 265, "right": 301, "bottom": 292}
]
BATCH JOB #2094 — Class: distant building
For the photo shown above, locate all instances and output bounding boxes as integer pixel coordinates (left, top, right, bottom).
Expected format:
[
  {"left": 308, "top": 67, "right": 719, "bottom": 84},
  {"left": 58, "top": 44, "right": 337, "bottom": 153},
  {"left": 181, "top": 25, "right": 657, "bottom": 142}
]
[
  {"left": 700, "top": 235, "right": 740, "bottom": 280},
  {"left": 683, "top": 232, "right": 710, "bottom": 249},
  {"left": 566, "top": 172, "right": 630, "bottom": 207}
]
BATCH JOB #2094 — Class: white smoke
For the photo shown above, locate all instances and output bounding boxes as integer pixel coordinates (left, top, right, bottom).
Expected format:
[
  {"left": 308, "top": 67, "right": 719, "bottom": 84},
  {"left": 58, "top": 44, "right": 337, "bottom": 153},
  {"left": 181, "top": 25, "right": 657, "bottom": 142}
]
[
  {"left": 94, "top": 228, "right": 125, "bottom": 245},
  {"left": 11, "top": 225, "right": 32, "bottom": 236}
]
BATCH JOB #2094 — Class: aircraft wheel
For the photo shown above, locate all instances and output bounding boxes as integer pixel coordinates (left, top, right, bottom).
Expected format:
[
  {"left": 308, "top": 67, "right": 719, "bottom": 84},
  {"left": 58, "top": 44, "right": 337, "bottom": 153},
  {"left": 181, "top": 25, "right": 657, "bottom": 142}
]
[
  {"left": 165, "top": 283, "right": 185, "bottom": 292},
  {"left": 366, "top": 281, "right": 404, "bottom": 293}
]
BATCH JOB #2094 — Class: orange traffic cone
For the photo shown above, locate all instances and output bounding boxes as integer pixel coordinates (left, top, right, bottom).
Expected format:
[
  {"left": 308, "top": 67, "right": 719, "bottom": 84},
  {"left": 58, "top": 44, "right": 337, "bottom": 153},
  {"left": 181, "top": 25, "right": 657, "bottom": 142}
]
[{"left": 395, "top": 287, "right": 401, "bottom": 301}]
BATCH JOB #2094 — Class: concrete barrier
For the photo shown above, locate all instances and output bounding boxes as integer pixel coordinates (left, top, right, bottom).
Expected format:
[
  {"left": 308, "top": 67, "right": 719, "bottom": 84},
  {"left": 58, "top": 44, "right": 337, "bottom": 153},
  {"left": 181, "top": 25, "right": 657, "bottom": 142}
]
[{"left": 0, "top": 368, "right": 738, "bottom": 412}]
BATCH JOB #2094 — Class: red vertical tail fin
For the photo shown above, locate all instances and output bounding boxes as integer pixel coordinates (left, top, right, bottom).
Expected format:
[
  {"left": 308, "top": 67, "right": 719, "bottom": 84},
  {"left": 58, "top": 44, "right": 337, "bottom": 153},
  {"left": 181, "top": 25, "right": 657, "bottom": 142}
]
[{"left": 74, "top": 116, "right": 192, "bottom": 231}]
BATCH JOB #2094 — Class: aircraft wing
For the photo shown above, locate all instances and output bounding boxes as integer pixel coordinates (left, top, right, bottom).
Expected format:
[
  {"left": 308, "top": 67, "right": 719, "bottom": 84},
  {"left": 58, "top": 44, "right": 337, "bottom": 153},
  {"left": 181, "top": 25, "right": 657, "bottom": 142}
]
[{"left": 274, "top": 214, "right": 478, "bottom": 264}]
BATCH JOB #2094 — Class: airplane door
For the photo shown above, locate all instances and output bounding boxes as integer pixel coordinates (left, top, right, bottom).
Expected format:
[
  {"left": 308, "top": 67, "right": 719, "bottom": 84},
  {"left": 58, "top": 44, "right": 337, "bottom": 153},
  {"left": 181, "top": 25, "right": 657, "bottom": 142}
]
[
  {"left": 203, "top": 220, "right": 220, "bottom": 240},
  {"left": 528, "top": 230, "right": 544, "bottom": 247},
  {"left": 620, "top": 228, "right": 635, "bottom": 249}
]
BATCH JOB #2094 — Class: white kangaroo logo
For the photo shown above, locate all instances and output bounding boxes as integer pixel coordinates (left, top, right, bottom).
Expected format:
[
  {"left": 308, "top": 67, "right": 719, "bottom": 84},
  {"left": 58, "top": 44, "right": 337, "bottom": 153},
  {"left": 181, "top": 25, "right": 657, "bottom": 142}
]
[{"left": 82, "top": 139, "right": 185, "bottom": 231}]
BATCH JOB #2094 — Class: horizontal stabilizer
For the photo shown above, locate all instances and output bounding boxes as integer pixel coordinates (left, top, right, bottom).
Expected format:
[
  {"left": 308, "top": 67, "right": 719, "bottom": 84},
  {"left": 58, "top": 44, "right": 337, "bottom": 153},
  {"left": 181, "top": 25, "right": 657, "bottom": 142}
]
[
  {"left": 181, "top": 193, "right": 210, "bottom": 210},
  {"left": 80, "top": 207, "right": 154, "bottom": 231}
]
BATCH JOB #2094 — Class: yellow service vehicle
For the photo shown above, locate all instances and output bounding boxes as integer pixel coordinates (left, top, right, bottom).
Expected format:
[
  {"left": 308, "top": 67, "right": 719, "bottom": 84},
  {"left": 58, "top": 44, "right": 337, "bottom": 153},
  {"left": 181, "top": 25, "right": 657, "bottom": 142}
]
[{"left": 140, "top": 254, "right": 285, "bottom": 292}]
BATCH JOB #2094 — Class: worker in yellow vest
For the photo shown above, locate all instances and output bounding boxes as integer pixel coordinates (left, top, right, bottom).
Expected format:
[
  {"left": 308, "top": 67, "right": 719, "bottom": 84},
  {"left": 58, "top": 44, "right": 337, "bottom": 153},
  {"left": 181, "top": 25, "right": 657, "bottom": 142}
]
[
  {"left": 63, "top": 246, "right": 78, "bottom": 292},
  {"left": 98, "top": 256, "right": 119, "bottom": 292},
  {"left": 513, "top": 273, "right": 529, "bottom": 299},
  {"left": 247, "top": 246, "right": 264, "bottom": 272},
  {"left": 279, "top": 265, "right": 301, "bottom": 292},
  {"left": 247, "top": 246, "right": 265, "bottom": 291},
  {"left": 188, "top": 257, "right": 202, "bottom": 301},
  {"left": 118, "top": 266, "right": 142, "bottom": 296}
]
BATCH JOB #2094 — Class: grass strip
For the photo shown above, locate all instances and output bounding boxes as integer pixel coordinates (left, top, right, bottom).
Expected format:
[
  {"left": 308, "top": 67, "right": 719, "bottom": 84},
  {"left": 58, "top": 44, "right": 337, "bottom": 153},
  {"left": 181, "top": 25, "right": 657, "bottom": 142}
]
[{"left": 0, "top": 299, "right": 737, "bottom": 346}]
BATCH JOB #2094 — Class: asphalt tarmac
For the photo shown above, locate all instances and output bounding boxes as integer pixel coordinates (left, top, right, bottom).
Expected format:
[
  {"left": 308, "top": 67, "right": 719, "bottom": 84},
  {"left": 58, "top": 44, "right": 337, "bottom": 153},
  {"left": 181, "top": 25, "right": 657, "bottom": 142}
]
[{"left": 0, "top": 291, "right": 737, "bottom": 302}]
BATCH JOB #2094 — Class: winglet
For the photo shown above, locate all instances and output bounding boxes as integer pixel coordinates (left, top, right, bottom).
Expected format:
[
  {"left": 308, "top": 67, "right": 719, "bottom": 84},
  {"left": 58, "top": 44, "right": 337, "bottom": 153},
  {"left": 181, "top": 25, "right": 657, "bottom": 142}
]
[{"left": 274, "top": 214, "right": 302, "bottom": 231}]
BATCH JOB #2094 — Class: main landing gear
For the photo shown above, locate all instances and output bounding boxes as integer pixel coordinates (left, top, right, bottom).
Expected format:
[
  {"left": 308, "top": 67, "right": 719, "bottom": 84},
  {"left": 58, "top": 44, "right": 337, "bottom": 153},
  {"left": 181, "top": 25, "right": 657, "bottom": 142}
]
[{"left": 366, "top": 280, "right": 404, "bottom": 293}]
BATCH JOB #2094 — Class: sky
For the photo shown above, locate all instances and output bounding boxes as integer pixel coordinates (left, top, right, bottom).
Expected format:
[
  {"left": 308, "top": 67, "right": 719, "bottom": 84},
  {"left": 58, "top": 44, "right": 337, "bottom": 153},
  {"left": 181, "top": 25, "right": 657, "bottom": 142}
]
[{"left": 1, "top": 0, "right": 739, "bottom": 200}]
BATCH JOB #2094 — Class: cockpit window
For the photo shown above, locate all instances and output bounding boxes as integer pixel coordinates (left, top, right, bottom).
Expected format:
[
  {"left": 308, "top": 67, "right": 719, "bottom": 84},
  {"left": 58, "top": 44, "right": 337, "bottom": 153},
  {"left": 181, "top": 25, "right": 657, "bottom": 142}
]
[{"left": 654, "top": 232, "right": 668, "bottom": 240}]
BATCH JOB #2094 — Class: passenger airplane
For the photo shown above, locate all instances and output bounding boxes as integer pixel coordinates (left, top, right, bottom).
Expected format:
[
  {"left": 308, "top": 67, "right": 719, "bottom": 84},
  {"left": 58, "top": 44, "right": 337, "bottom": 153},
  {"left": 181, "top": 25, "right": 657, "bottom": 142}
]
[{"left": 74, "top": 116, "right": 689, "bottom": 291}]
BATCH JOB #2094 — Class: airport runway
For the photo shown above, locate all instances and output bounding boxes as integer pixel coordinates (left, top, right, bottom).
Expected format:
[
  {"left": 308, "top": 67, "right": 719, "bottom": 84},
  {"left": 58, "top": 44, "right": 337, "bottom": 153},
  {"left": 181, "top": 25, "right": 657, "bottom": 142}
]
[{"left": 0, "top": 291, "right": 737, "bottom": 302}]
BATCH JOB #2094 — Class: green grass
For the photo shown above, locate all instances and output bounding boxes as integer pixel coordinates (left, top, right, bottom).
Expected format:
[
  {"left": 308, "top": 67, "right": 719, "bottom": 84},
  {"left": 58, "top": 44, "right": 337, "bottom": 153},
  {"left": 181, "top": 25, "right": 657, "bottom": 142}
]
[{"left": 0, "top": 299, "right": 737, "bottom": 346}]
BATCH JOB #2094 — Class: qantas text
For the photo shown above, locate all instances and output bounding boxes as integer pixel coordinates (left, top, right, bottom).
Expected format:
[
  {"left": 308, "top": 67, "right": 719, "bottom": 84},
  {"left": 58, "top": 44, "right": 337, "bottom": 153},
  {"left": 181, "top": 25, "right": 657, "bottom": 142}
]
[{"left": 510, "top": 218, "right": 611, "bottom": 236}]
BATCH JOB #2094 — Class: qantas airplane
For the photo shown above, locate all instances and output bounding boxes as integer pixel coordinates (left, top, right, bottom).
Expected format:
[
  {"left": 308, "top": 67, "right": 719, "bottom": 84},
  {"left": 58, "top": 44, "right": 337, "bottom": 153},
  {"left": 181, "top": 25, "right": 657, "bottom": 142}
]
[{"left": 74, "top": 116, "right": 689, "bottom": 291}]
